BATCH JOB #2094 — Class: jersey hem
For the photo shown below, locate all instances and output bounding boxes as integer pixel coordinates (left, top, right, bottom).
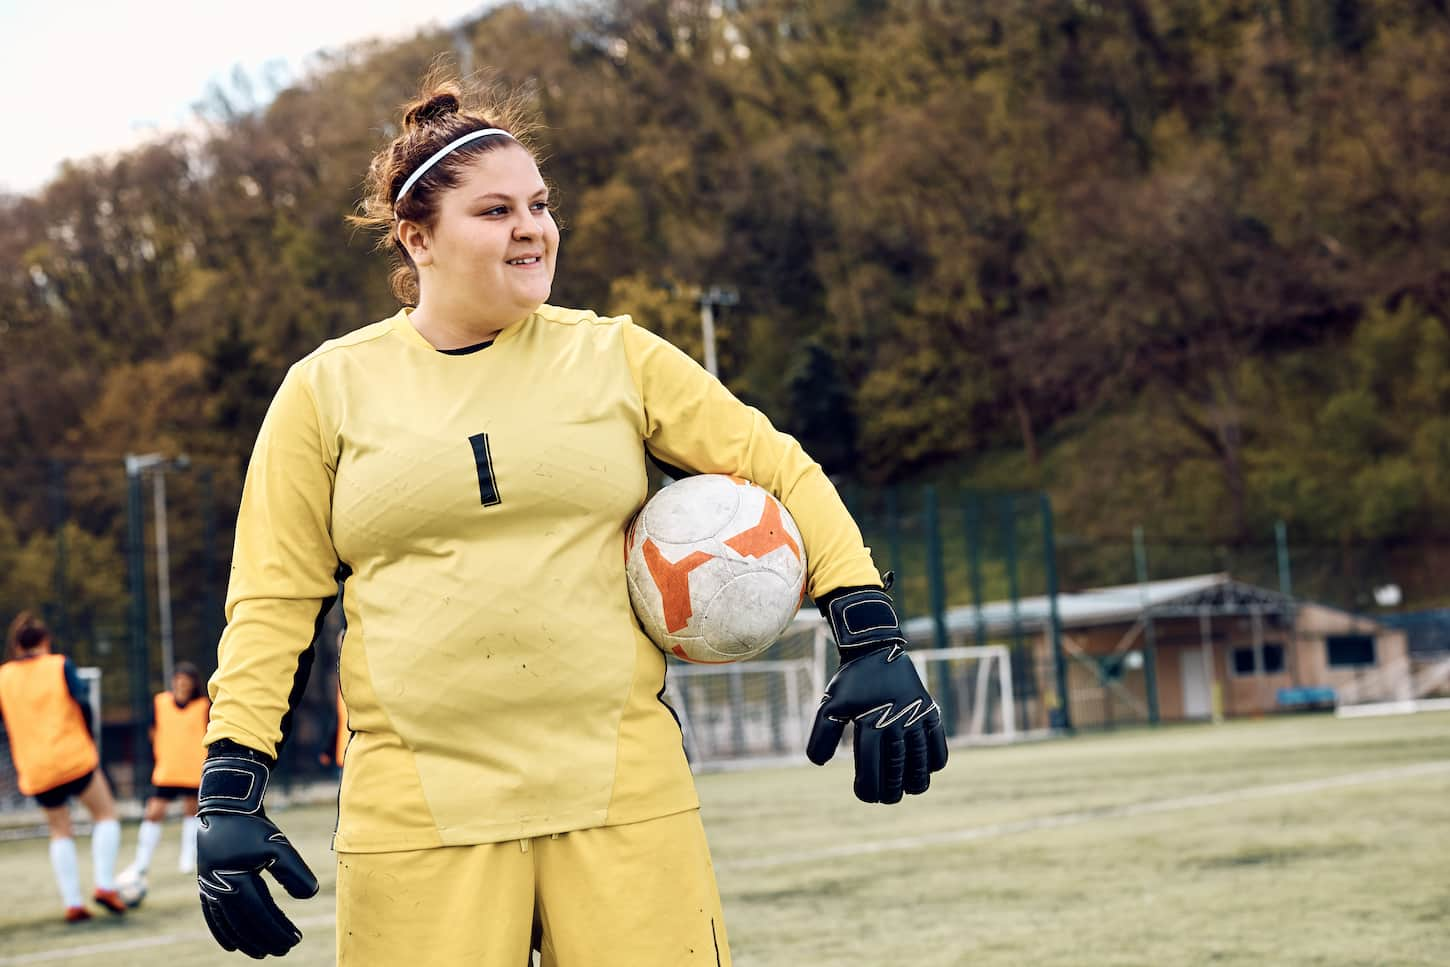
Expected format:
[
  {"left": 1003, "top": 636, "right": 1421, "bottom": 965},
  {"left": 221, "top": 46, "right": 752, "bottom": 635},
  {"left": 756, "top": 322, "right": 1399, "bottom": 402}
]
[
  {"left": 21, "top": 757, "right": 98, "bottom": 798},
  {"left": 332, "top": 791, "right": 700, "bottom": 853}
]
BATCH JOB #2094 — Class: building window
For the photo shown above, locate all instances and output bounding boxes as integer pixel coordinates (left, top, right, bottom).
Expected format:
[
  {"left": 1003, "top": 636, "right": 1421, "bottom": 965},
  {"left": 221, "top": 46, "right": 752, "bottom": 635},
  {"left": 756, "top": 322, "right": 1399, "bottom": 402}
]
[
  {"left": 1231, "top": 643, "right": 1286, "bottom": 676},
  {"left": 1326, "top": 635, "right": 1377, "bottom": 667}
]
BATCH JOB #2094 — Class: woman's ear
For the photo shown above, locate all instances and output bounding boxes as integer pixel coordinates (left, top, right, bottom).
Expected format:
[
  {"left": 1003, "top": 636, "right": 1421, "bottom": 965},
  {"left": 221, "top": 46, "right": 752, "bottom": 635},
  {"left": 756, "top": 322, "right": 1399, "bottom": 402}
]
[{"left": 398, "top": 220, "right": 433, "bottom": 267}]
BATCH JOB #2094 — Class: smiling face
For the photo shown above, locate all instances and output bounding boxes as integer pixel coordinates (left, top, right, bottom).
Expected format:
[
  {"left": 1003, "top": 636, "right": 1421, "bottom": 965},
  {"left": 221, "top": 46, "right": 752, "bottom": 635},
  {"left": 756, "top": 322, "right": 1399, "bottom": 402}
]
[{"left": 400, "top": 143, "right": 558, "bottom": 336}]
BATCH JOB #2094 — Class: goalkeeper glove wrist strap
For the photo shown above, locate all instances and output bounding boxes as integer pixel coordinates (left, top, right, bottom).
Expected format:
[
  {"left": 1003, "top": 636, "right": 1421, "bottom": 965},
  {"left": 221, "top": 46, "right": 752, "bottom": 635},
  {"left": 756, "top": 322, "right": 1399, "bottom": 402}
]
[
  {"left": 817, "top": 585, "right": 907, "bottom": 657},
  {"left": 198, "top": 739, "right": 273, "bottom": 817}
]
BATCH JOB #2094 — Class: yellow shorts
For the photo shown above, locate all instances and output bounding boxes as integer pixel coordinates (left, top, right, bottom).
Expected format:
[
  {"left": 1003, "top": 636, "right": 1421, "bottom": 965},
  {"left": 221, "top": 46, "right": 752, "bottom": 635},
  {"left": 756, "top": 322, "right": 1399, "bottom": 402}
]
[{"left": 336, "top": 808, "right": 730, "bottom": 966}]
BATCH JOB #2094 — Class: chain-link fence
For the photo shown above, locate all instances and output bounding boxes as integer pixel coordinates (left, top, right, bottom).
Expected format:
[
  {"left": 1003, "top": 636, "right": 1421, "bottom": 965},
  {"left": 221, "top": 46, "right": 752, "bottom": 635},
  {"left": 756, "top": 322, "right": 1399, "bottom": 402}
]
[
  {"left": 4, "top": 474, "right": 1067, "bottom": 804},
  {"left": 0, "top": 457, "right": 342, "bottom": 812},
  {"left": 9, "top": 463, "right": 1433, "bottom": 806},
  {"left": 838, "top": 485, "right": 1067, "bottom": 734}
]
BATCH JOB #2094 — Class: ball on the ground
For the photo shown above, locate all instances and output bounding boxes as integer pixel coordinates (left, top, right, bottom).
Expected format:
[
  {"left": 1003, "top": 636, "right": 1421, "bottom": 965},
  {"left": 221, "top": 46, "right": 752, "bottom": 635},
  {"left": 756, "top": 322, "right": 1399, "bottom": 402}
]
[
  {"left": 115, "top": 867, "right": 147, "bottom": 908},
  {"left": 626, "top": 474, "right": 807, "bottom": 663}
]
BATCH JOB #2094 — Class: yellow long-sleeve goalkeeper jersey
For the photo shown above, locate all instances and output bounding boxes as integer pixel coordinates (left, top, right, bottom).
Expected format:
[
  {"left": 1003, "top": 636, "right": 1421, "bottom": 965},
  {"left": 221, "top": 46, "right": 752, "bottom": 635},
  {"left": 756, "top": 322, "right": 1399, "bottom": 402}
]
[{"left": 206, "top": 305, "right": 880, "bottom": 852}]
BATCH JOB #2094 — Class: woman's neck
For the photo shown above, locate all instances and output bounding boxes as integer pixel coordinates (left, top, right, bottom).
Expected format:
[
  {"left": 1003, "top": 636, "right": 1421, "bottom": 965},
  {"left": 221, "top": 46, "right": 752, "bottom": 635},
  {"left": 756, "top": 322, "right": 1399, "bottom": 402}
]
[{"left": 409, "top": 294, "right": 525, "bottom": 351}]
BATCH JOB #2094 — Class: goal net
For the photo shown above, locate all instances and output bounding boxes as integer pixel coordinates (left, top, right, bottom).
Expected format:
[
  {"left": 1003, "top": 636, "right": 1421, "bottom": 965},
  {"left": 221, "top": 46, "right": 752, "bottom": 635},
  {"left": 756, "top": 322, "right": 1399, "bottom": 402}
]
[{"left": 663, "top": 614, "right": 1017, "bottom": 771}]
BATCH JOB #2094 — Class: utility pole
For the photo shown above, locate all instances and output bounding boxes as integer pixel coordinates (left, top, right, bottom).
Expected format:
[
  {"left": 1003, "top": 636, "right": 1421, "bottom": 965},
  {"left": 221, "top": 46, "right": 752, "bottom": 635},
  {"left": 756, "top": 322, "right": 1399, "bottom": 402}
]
[
  {"left": 698, "top": 286, "right": 738, "bottom": 378},
  {"left": 125, "top": 453, "right": 190, "bottom": 686}
]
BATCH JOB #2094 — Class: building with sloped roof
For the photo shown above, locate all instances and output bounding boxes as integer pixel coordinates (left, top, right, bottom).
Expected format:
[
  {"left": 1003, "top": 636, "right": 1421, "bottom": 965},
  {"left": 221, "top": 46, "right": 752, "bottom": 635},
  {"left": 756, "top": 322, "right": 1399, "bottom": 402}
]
[{"left": 899, "top": 573, "right": 1414, "bottom": 730}]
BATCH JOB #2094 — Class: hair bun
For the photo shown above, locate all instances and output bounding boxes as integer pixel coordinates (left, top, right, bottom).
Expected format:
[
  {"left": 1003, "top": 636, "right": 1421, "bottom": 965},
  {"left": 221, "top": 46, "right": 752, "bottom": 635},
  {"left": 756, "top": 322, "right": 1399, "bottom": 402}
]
[{"left": 404, "top": 91, "right": 462, "bottom": 128}]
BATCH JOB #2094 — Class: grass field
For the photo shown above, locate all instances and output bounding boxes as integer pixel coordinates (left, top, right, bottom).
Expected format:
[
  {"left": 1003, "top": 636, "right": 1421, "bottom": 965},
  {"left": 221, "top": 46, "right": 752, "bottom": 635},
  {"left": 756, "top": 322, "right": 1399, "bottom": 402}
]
[{"left": 1, "top": 712, "right": 1447, "bottom": 966}]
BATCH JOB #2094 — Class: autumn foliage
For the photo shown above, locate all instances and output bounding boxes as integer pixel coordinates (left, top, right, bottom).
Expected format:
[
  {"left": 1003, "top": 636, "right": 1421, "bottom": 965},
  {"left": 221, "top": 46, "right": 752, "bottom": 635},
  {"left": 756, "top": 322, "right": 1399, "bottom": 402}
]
[{"left": 4, "top": 0, "right": 1450, "bottom": 630}]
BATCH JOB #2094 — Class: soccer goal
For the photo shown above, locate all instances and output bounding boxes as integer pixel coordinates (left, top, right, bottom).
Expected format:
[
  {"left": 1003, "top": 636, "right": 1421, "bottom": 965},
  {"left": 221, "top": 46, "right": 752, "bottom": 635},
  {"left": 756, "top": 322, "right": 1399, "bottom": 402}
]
[
  {"left": 663, "top": 615, "right": 1017, "bottom": 771},
  {"left": 665, "top": 658, "right": 818, "bottom": 769},
  {"left": 907, "top": 644, "right": 1017, "bottom": 745}
]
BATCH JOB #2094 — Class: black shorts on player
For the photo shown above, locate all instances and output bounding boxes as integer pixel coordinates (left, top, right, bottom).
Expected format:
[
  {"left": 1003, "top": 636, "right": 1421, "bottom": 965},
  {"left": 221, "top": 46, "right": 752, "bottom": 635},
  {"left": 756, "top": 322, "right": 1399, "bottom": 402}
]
[{"left": 34, "top": 771, "right": 95, "bottom": 809}]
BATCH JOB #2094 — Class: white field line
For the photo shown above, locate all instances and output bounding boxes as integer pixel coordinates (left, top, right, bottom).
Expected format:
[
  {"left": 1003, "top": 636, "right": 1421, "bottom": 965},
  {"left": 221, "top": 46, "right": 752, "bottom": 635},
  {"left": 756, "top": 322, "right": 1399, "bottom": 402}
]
[
  {"left": 1337, "top": 697, "right": 1450, "bottom": 718},
  {"left": 5, "top": 760, "right": 1448, "bottom": 963},
  {"left": 717, "top": 759, "right": 1450, "bottom": 872},
  {"left": 0, "top": 914, "right": 336, "bottom": 965}
]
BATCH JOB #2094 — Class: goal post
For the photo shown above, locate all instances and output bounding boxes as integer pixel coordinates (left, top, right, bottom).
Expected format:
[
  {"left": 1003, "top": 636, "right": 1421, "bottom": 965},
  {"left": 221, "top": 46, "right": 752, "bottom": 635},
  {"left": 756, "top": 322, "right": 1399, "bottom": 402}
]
[
  {"left": 77, "top": 666, "right": 103, "bottom": 762},
  {"left": 664, "top": 658, "right": 817, "bottom": 768},
  {"left": 907, "top": 645, "right": 1016, "bottom": 744},
  {"left": 663, "top": 615, "right": 1018, "bottom": 771}
]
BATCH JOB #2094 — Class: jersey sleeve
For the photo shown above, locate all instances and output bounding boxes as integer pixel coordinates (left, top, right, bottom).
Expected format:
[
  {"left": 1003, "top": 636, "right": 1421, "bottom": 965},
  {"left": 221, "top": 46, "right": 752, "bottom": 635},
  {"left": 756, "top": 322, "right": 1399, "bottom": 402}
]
[
  {"left": 620, "top": 319, "right": 880, "bottom": 598},
  {"left": 62, "top": 657, "right": 87, "bottom": 704},
  {"left": 63, "top": 657, "right": 94, "bottom": 736},
  {"left": 206, "top": 363, "right": 340, "bottom": 759}
]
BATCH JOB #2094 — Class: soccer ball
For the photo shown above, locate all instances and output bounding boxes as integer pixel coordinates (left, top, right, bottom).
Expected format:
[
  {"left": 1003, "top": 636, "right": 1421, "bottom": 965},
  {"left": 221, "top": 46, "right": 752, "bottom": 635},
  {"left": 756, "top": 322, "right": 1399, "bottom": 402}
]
[
  {"left": 626, "top": 474, "right": 807, "bottom": 663},
  {"left": 115, "top": 867, "right": 147, "bottom": 908}
]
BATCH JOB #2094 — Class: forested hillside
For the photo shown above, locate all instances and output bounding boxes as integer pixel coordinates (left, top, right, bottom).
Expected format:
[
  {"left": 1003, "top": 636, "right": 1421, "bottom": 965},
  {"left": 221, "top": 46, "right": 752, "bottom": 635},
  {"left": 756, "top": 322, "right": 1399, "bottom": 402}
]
[{"left": 3, "top": 0, "right": 1449, "bottom": 621}]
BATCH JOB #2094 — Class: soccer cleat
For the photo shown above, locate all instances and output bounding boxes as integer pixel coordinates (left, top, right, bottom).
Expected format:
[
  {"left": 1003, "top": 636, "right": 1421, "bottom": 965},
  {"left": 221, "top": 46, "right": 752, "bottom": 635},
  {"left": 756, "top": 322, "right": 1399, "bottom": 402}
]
[
  {"left": 64, "top": 905, "right": 93, "bottom": 923},
  {"left": 93, "top": 888, "right": 127, "bottom": 915}
]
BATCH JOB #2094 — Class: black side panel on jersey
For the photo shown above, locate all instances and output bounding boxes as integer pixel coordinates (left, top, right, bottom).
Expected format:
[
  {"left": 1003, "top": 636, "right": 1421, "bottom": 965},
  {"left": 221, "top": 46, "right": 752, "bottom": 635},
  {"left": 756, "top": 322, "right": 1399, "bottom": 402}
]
[
  {"left": 275, "top": 563, "right": 349, "bottom": 750},
  {"left": 329, "top": 562, "right": 353, "bottom": 848},
  {"left": 646, "top": 450, "right": 695, "bottom": 483},
  {"left": 655, "top": 671, "right": 686, "bottom": 762}
]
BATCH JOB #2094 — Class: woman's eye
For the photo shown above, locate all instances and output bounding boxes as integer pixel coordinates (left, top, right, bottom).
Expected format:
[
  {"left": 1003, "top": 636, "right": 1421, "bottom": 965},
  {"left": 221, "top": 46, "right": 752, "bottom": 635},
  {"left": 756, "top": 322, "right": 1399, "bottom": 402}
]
[
  {"left": 480, "top": 207, "right": 507, "bottom": 217},
  {"left": 531, "top": 201, "right": 551, "bottom": 212}
]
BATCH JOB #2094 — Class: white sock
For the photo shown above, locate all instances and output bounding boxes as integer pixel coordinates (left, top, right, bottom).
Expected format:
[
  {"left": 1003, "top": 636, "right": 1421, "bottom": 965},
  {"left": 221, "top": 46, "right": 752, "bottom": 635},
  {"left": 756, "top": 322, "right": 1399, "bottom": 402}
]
[
  {"left": 91, "top": 819, "right": 120, "bottom": 890},
  {"left": 179, "top": 817, "right": 199, "bottom": 872},
  {"left": 49, "top": 837, "right": 82, "bottom": 908},
  {"left": 135, "top": 820, "right": 163, "bottom": 875}
]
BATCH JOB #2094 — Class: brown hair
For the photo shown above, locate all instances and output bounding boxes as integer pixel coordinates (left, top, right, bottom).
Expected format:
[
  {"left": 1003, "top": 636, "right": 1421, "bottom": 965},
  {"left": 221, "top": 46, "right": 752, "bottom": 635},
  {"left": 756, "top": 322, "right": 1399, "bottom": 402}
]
[
  {"left": 352, "top": 65, "right": 540, "bottom": 304},
  {"left": 6, "top": 611, "right": 51, "bottom": 660},
  {"left": 172, "top": 661, "right": 204, "bottom": 697}
]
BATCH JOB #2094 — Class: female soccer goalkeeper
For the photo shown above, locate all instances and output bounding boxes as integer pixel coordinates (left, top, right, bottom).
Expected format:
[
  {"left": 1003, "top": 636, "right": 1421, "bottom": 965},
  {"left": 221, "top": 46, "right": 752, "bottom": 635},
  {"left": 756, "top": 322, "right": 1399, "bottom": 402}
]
[{"left": 198, "top": 70, "right": 947, "bottom": 966}]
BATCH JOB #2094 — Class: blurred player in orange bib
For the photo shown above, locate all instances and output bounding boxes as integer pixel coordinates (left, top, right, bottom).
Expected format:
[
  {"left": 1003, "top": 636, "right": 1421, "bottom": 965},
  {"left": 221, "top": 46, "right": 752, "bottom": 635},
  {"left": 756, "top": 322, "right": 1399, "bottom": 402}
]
[
  {"left": 121, "top": 661, "right": 209, "bottom": 880},
  {"left": 196, "top": 68, "right": 946, "bottom": 964},
  {"left": 0, "top": 612, "right": 126, "bottom": 922}
]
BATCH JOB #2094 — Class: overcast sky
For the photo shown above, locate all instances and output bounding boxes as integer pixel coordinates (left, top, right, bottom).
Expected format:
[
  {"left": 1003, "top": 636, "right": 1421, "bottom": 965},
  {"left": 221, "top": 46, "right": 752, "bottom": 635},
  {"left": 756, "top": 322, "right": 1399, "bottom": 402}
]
[{"left": 0, "top": 0, "right": 492, "bottom": 194}]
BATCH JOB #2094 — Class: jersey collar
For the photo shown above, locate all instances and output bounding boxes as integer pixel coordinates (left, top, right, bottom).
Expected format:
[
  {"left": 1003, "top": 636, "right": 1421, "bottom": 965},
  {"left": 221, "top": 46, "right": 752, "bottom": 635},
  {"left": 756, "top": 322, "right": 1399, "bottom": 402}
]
[{"left": 389, "top": 307, "right": 532, "bottom": 352}]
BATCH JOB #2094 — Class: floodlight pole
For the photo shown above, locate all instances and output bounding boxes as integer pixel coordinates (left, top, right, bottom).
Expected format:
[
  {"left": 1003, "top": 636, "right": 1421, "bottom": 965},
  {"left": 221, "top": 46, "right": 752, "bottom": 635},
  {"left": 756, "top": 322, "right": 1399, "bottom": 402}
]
[
  {"left": 152, "top": 468, "right": 173, "bottom": 684},
  {"left": 1133, "top": 525, "right": 1161, "bottom": 725},
  {"left": 124, "top": 456, "right": 153, "bottom": 797},
  {"left": 700, "top": 301, "right": 717, "bottom": 376},
  {"left": 126, "top": 453, "right": 188, "bottom": 687},
  {"left": 1042, "top": 493, "right": 1071, "bottom": 732},
  {"left": 699, "top": 285, "right": 741, "bottom": 750},
  {"left": 699, "top": 286, "right": 738, "bottom": 378}
]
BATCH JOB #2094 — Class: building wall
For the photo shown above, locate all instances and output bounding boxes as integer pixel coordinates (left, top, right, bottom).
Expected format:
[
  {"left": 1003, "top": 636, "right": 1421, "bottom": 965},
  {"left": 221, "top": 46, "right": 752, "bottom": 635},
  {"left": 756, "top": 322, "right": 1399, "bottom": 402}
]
[
  {"left": 1146, "top": 617, "right": 1232, "bottom": 720},
  {"left": 1027, "top": 603, "right": 1411, "bottom": 724},
  {"left": 1155, "top": 637, "right": 1187, "bottom": 719},
  {"left": 1293, "top": 603, "right": 1411, "bottom": 703}
]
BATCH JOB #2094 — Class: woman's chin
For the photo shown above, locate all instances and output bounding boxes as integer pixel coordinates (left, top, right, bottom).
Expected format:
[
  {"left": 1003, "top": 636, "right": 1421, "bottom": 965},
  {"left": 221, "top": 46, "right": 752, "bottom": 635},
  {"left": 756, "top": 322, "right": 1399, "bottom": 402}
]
[{"left": 518, "top": 284, "right": 553, "bottom": 311}]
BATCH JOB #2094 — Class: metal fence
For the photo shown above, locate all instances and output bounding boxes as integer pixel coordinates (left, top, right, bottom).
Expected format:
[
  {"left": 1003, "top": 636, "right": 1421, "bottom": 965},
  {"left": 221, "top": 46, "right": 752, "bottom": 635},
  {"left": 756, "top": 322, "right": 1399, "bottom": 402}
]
[
  {"left": 11, "top": 462, "right": 1428, "bottom": 807},
  {"left": 0, "top": 455, "right": 343, "bottom": 808},
  {"left": 2, "top": 471, "right": 1066, "bottom": 806}
]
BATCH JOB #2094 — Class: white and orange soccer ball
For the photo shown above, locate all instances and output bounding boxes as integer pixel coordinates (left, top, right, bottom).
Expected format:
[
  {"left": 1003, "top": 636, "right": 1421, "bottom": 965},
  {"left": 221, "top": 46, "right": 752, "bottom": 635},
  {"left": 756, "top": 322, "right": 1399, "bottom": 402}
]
[{"left": 626, "top": 474, "right": 807, "bottom": 663}]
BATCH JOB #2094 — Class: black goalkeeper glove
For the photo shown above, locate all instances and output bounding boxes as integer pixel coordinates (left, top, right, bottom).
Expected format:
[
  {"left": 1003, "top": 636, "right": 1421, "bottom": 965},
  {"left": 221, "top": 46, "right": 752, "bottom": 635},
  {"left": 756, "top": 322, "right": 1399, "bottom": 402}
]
[
  {"left": 197, "top": 739, "right": 319, "bottom": 959},
  {"left": 807, "top": 585, "right": 949, "bottom": 804}
]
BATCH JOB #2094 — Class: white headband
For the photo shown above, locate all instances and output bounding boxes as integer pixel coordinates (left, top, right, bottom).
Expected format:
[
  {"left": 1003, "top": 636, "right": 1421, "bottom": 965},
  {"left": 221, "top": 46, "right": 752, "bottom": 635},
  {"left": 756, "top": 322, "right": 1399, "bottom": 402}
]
[{"left": 394, "top": 127, "right": 514, "bottom": 204}]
